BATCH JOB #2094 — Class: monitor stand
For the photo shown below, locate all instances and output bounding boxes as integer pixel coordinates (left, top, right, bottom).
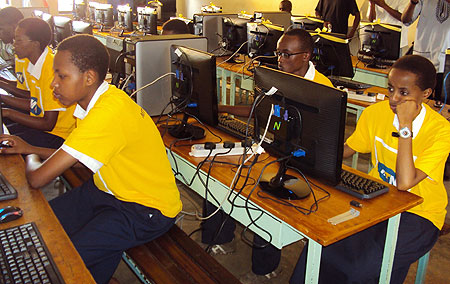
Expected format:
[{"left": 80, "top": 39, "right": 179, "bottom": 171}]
[
  {"left": 168, "top": 112, "right": 205, "bottom": 140},
  {"left": 259, "top": 159, "right": 311, "bottom": 200}
]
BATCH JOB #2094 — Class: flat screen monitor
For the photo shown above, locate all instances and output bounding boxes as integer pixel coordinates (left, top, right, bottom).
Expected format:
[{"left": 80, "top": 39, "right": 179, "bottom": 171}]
[
  {"left": 72, "top": 21, "right": 93, "bottom": 35},
  {"left": 247, "top": 22, "right": 284, "bottom": 66},
  {"left": 137, "top": 6, "right": 157, "bottom": 34},
  {"left": 358, "top": 21, "right": 401, "bottom": 68},
  {"left": 169, "top": 45, "right": 218, "bottom": 140},
  {"left": 53, "top": 16, "right": 73, "bottom": 45},
  {"left": 253, "top": 66, "right": 347, "bottom": 199},
  {"left": 442, "top": 49, "right": 450, "bottom": 102},
  {"left": 310, "top": 31, "right": 354, "bottom": 78},
  {"left": 95, "top": 4, "right": 114, "bottom": 30},
  {"left": 88, "top": 2, "right": 99, "bottom": 23},
  {"left": 74, "top": 2, "right": 87, "bottom": 20},
  {"left": 291, "top": 16, "right": 323, "bottom": 31},
  {"left": 222, "top": 16, "right": 250, "bottom": 54},
  {"left": 117, "top": 4, "right": 133, "bottom": 33}
]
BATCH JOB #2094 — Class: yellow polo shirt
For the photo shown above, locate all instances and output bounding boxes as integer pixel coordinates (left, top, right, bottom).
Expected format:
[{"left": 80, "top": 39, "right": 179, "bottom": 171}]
[
  {"left": 27, "top": 47, "right": 76, "bottom": 139},
  {"left": 15, "top": 56, "right": 29, "bottom": 91},
  {"left": 62, "top": 82, "right": 182, "bottom": 218},
  {"left": 346, "top": 101, "right": 450, "bottom": 229}
]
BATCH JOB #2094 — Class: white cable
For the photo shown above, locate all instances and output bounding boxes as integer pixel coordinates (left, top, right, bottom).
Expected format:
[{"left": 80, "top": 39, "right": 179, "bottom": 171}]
[
  {"left": 121, "top": 71, "right": 134, "bottom": 91},
  {"left": 197, "top": 104, "right": 274, "bottom": 221},
  {"left": 129, "top": 72, "right": 176, "bottom": 98}
]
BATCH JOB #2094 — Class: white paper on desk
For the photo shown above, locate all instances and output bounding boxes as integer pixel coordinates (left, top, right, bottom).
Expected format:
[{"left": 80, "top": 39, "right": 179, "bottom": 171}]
[{"left": 3, "top": 124, "right": 9, "bottom": 135}]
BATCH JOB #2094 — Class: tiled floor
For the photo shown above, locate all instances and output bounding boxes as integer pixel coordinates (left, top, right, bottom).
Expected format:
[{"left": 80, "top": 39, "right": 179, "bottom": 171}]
[{"left": 41, "top": 112, "right": 450, "bottom": 283}]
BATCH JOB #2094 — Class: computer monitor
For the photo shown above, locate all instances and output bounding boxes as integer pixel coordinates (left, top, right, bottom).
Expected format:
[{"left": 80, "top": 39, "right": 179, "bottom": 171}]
[
  {"left": 137, "top": 6, "right": 158, "bottom": 35},
  {"left": 358, "top": 21, "right": 401, "bottom": 68},
  {"left": 117, "top": 4, "right": 133, "bottom": 34},
  {"left": 310, "top": 31, "right": 354, "bottom": 78},
  {"left": 88, "top": 2, "right": 98, "bottom": 23},
  {"left": 95, "top": 4, "right": 114, "bottom": 31},
  {"left": 53, "top": 16, "right": 72, "bottom": 45},
  {"left": 247, "top": 22, "right": 284, "bottom": 66},
  {"left": 222, "top": 16, "right": 251, "bottom": 54},
  {"left": 291, "top": 16, "right": 323, "bottom": 31},
  {"left": 169, "top": 45, "right": 218, "bottom": 140},
  {"left": 442, "top": 49, "right": 450, "bottom": 102},
  {"left": 253, "top": 11, "right": 291, "bottom": 30},
  {"left": 74, "top": 1, "right": 87, "bottom": 20},
  {"left": 72, "top": 21, "right": 93, "bottom": 35},
  {"left": 253, "top": 66, "right": 347, "bottom": 199}
]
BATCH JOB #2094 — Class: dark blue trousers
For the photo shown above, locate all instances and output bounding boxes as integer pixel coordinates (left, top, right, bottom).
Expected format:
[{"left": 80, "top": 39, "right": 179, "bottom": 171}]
[
  {"left": 50, "top": 179, "right": 175, "bottom": 284},
  {"left": 290, "top": 212, "right": 439, "bottom": 284},
  {"left": 7, "top": 121, "right": 64, "bottom": 149}
]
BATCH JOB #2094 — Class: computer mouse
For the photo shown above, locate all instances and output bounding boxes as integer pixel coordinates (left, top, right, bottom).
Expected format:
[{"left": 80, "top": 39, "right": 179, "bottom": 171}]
[{"left": 0, "top": 206, "right": 23, "bottom": 223}]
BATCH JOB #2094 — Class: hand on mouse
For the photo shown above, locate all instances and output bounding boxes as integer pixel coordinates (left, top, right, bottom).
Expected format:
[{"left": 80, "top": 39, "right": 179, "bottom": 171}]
[{"left": 0, "top": 134, "right": 34, "bottom": 155}]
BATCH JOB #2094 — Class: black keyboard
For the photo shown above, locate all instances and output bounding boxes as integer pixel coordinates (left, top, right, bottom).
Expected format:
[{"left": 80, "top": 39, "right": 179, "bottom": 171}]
[
  {"left": 335, "top": 170, "right": 389, "bottom": 199},
  {"left": 217, "top": 114, "right": 254, "bottom": 140},
  {"left": 0, "top": 222, "right": 64, "bottom": 284},
  {"left": 328, "top": 76, "right": 373, "bottom": 90},
  {"left": 0, "top": 173, "right": 17, "bottom": 201}
]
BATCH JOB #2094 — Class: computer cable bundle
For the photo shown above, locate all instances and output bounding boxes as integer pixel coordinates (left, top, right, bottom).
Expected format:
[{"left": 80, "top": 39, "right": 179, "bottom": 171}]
[{"left": 438, "top": 71, "right": 449, "bottom": 114}]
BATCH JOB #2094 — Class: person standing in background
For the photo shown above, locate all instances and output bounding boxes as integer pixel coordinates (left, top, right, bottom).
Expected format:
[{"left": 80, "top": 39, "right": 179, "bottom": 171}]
[{"left": 315, "top": 0, "right": 361, "bottom": 39}]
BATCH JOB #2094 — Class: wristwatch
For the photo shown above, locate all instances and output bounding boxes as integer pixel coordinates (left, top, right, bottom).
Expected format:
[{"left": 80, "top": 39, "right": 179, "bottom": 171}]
[{"left": 399, "top": 126, "right": 413, "bottom": 138}]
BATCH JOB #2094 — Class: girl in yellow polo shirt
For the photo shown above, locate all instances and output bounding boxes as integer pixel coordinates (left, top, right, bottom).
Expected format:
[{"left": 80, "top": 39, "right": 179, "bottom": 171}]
[
  {"left": 0, "top": 35, "right": 182, "bottom": 284},
  {"left": 0, "top": 18, "right": 76, "bottom": 149}
]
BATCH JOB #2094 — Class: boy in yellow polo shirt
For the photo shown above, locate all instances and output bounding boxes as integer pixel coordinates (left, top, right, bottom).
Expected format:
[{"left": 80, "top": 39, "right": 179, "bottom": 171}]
[
  {"left": 0, "top": 18, "right": 76, "bottom": 148},
  {"left": 290, "top": 55, "right": 450, "bottom": 283},
  {"left": 0, "top": 34, "right": 182, "bottom": 284}
]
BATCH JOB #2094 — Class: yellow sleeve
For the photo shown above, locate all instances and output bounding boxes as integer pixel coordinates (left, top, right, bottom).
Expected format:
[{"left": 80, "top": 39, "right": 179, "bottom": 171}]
[{"left": 346, "top": 107, "right": 373, "bottom": 153}]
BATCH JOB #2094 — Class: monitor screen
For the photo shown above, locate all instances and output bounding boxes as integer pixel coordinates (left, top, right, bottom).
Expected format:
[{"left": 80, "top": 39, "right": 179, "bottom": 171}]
[
  {"left": 358, "top": 21, "right": 401, "bottom": 67},
  {"left": 53, "top": 16, "right": 73, "bottom": 44},
  {"left": 72, "top": 20, "right": 93, "bottom": 35},
  {"left": 291, "top": 16, "right": 323, "bottom": 31},
  {"left": 222, "top": 16, "right": 250, "bottom": 54},
  {"left": 117, "top": 4, "right": 133, "bottom": 32},
  {"left": 169, "top": 45, "right": 218, "bottom": 140},
  {"left": 137, "top": 6, "right": 157, "bottom": 34},
  {"left": 310, "top": 31, "right": 354, "bottom": 78},
  {"left": 74, "top": 2, "right": 87, "bottom": 20},
  {"left": 95, "top": 4, "right": 114, "bottom": 29},
  {"left": 247, "top": 22, "right": 284, "bottom": 66},
  {"left": 88, "top": 2, "right": 99, "bottom": 23},
  {"left": 253, "top": 66, "right": 346, "bottom": 199}
]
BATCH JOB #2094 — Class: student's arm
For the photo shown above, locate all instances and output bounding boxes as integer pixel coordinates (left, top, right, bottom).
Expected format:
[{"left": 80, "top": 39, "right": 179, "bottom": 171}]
[
  {"left": 25, "top": 150, "right": 77, "bottom": 188},
  {"left": 3, "top": 109, "right": 58, "bottom": 131},
  {"left": 401, "top": 0, "right": 419, "bottom": 24},
  {"left": 395, "top": 100, "right": 427, "bottom": 190},
  {"left": 368, "top": 0, "right": 377, "bottom": 21},
  {"left": 1, "top": 95, "right": 31, "bottom": 111},
  {"left": 371, "top": 0, "right": 403, "bottom": 21},
  {"left": 348, "top": 11, "right": 361, "bottom": 39},
  {"left": 0, "top": 78, "right": 30, "bottom": 99},
  {"left": 343, "top": 143, "right": 356, "bottom": 158}
]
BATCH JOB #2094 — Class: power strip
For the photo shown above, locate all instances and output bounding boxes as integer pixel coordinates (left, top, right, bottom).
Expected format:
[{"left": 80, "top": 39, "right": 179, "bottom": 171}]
[
  {"left": 346, "top": 91, "right": 377, "bottom": 103},
  {"left": 189, "top": 142, "right": 261, "bottom": 157}
]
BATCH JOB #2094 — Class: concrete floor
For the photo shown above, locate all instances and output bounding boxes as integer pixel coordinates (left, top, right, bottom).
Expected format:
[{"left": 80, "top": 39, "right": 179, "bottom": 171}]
[{"left": 41, "top": 112, "right": 450, "bottom": 284}]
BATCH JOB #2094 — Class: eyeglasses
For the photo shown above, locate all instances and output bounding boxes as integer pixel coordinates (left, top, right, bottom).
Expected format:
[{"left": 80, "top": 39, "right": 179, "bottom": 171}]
[{"left": 274, "top": 51, "right": 308, "bottom": 58}]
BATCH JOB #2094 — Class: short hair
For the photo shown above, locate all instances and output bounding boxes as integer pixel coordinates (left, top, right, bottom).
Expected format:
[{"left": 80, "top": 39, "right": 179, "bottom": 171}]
[
  {"left": 57, "top": 34, "right": 109, "bottom": 81},
  {"left": 280, "top": 0, "right": 292, "bottom": 13},
  {"left": 283, "top": 28, "right": 314, "bottom": 54},
  {"left": 17, "top": 18, "right": 52, "bottom": 52},
  {"left": 391, "top": 55, "right": 437, "bottom": 91},
  {"left": 0, "top": 6, "right": 24, "bottom": 26},
  {"left": 162, "top": 19, "right": 190, "bottom": 35}
]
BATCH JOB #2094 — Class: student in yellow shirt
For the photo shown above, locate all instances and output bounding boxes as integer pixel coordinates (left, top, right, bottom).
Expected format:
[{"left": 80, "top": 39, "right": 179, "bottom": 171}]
[
  {"left": 290, "top": 55, "right": 450, "bottom": 283},
  {"left": 0, "top": 7, "right": 23, "bottom": 65},
  {"left": 0, "top": 18, "right": 76, "bottom": 148},
  {"left": 0, "top": 34, "right": 182, "bottom": 284},
  {"left": 207, "top": 28, "right": 334, "bottom": 281}
]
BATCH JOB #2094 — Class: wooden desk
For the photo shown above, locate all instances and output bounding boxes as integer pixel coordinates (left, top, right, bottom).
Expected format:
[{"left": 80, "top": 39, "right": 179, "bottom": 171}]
[
  {"left": 0, "top": 154, "right": 95, "bottom": 283},
  {"left": 158, "top": 120, "right": 423, "bottom": 284}
]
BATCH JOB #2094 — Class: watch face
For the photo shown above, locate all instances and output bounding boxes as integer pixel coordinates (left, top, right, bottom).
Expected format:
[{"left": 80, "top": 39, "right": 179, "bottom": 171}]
[{"left": 399, "top": 127, "right": 411, "bottom": 138}]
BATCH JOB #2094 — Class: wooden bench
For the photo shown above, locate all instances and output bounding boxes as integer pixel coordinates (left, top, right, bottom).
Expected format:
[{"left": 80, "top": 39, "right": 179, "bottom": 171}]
[{"left": 60, "top": 167, "right": 241, "bottom": 284}]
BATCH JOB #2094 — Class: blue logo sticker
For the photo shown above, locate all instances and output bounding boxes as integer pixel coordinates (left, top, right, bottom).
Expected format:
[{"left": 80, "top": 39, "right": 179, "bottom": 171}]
[
  {"left": 16, "top": 72, "right": 24, "bottom": 84},
  {"left": 378, "top": 162, "right": 396, "bottom": 185},
  {"left": 30, "top": 97, "right": 42, "bottom": 116}
]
